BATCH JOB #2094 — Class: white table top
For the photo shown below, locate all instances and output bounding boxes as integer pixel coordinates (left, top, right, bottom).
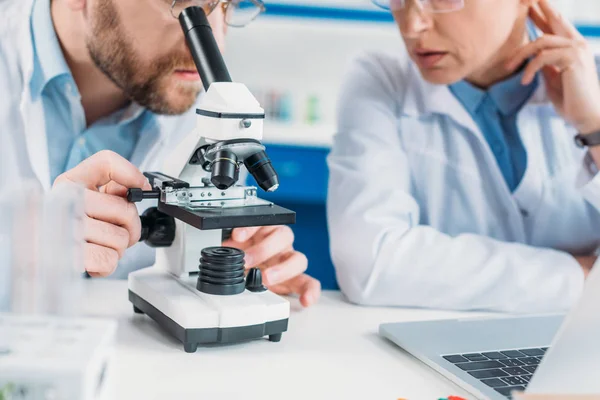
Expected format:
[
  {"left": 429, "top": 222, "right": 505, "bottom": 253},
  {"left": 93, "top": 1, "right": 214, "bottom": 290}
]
[{"left": 80, "top": 280, "right": 483, "bottom": 400}]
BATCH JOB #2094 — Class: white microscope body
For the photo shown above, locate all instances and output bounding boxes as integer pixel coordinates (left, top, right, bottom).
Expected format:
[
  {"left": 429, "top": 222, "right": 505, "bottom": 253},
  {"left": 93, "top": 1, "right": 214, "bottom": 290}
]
[{"left": 127, "top": 7, "right": 293, "bottom": 353}]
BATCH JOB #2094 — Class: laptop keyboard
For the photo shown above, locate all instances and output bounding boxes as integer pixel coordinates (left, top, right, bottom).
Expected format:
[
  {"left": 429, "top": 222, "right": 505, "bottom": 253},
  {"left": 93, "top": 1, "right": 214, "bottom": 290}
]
[{"left": 442, "top": 348, "right": 548, "bottom": 399}]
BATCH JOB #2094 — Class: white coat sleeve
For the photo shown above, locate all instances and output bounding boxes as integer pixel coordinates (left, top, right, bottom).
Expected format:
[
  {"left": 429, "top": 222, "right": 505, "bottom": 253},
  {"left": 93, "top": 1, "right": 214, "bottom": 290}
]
[{"left": 327, "top": 55, "right": 585, "bottom": 314}]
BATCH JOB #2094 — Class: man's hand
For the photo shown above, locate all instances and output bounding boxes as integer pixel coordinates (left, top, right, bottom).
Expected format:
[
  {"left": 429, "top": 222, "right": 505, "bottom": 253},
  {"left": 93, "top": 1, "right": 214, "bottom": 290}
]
[
  {"left": 575, "top": 255, "right": 597, "bottom": 278},
  {"left": 223, "top": 226, "right": 321, "bottom": 307},
  {"left": 53, "top": 151, "right": 150, "bottom": 277},
  {"left": 506, "top": 0, "right": 600, "bottom": 134}
]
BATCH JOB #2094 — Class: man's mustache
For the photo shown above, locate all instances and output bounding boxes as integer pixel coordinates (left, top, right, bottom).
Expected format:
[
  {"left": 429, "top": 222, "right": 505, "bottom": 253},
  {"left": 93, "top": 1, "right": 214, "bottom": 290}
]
[{"left": 155, "top": 52, "right": 196, "bottom": 73}]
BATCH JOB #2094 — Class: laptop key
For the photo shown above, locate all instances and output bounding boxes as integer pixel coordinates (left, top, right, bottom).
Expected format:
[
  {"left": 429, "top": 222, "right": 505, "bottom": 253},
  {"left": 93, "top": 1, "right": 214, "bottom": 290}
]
[
  {"left": 468, "top": 369, "right": 509, "bottom": 379},
  {"left": 482, "top": 351, "right": 508, "bottom": 359},
  {"left": 502, "top": 367, "right": 528, "bottom": 375},
  {"left": 495, "top": 386, "right": 526, "bottom": 397},
  {"left": 500, "top": 359, "right": 525, "bottom": 367},
  {"left": 443, "top": 355, "right": 469, "bottom": 363},
  {"left": 521, "top": 375, "right": 532, "bottom": 383},
  {"left": 462, "top": 353, "right": 488, "bottom": 361},
  {"left": 502, "top": 376, "right": 528, "bottom": 386},
  {"left": 482, "top": 378, "right": 509, "bottom": 388},
  {"left": 456, "top": 360, "right": 504, "bottom": 371},
  {"left": 518, "top": 357, "right": 540, "bottom": 365},
  {"left": 523, "top": 365, "right": 537, "bottom": 374},
  {"left": 519, "top": 348, "right": 545, "bottom": 357},
  {"left": 501, "top": 350, "right": 526, "bottom": 358}
]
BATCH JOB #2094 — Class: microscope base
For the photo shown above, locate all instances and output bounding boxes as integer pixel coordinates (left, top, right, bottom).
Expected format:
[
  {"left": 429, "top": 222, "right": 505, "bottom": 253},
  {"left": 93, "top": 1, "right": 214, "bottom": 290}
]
[{"left": 128, "top": 268, "right": 290, "bottom": 353}]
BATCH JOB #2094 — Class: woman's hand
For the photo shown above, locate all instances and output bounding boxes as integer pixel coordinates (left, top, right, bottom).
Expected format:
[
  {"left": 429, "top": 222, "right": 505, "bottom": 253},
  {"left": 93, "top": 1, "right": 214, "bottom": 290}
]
[{"left": 506, "top": 0, "right": 600, "bottom": 134}]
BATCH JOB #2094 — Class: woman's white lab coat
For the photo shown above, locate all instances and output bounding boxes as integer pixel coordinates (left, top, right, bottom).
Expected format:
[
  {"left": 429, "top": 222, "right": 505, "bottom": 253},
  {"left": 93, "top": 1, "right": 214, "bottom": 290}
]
[{"left": 328, "top": 51, "right": 600, "bottom": 314}]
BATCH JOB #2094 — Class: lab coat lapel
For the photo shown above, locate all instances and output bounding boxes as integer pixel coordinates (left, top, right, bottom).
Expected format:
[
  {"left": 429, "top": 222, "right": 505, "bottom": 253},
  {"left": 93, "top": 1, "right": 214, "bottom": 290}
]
[
  {"left": 402, "top": 63, "right": 527, "bottom": 241},
  {"left": 401, "top": 63, "right": 481, "bottom": 137},
  {"left": 512, "top": 76, "right": 556, "bottom": 213},
  {"left": 17, "top": 0, "right": 52, "bottom": 191}
]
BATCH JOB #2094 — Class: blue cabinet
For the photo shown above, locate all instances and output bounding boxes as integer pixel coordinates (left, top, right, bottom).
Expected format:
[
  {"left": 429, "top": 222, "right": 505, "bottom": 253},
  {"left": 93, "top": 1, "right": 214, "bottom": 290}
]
[{"left": 260, "top": 144, "right": 330, "bottom": 204}]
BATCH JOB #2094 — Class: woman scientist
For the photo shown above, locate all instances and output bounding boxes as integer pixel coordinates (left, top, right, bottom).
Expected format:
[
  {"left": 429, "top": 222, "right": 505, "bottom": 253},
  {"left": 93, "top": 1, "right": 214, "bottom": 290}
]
[{"left": 327, "top": 0, "right": 600, "bottom": 313}]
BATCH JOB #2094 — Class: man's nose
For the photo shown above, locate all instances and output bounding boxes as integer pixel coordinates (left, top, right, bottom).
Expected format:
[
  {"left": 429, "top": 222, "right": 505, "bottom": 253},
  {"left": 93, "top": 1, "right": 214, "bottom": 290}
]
[{"left": 398, "top": 1, "right": 433, "bottom": 39}]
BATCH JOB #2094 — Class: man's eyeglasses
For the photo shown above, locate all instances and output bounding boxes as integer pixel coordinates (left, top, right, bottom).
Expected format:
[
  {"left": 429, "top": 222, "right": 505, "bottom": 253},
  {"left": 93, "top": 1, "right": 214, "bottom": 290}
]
[
  {"left": 372, "top": 0, "right": 464, "bottom": 14},
  {"left": 170, "top": 0, "right": 266, "bottom": 27}
]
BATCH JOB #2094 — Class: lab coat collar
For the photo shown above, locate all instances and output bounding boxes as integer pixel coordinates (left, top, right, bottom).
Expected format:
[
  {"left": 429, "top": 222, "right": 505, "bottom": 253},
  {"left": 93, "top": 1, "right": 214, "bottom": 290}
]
[
  {"left": 30, "top": 0, "right": 71, "bottom": 100},
  {"left": 17, "top": 0, "right": 35, "bottom": 85},
  {"left": 401, "top": 62, "right": 480, "bottom": 135},
  {"left": 17, "top": 0, "right": 51, "bottom": 191}
]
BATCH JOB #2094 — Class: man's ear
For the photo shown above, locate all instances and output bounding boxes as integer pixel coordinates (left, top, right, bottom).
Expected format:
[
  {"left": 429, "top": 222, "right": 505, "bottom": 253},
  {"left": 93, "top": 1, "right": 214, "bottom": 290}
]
[{"left": 64, "top": 0, "right": 86, "bottom": 12}]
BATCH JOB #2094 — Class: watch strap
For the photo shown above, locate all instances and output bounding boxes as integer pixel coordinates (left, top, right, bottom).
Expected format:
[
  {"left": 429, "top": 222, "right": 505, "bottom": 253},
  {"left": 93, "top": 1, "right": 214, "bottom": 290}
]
[{"left": 575, "top": 131, "right": 600, "bottom": 148}]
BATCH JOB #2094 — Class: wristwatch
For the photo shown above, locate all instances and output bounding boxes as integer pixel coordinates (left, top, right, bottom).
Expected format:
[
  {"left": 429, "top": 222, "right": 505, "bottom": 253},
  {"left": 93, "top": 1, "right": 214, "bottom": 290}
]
[{"left": 575, "top": 131, "right": 600, "bottom": 148}]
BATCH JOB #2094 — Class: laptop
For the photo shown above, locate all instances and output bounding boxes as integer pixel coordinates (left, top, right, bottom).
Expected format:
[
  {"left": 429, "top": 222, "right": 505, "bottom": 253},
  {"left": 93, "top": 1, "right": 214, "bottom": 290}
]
[{"left": 380, "top": 263, "right": 600, "bottom": 400}]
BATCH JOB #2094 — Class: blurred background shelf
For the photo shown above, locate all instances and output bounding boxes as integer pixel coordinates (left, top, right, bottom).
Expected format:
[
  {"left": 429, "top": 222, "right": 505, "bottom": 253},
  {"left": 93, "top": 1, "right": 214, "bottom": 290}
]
[{"left": 224, "top": 1, "right": 600, "bottom": 290}]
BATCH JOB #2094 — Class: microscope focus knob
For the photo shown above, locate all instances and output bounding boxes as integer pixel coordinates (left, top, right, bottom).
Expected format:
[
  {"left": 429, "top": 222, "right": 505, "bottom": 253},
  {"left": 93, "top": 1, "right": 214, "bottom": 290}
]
[
  {"left": 246, "top": 268, "right": 267, "bottom": 293},
  {"left": 139, "top": 207, "right": 176, "bottom": 248}
]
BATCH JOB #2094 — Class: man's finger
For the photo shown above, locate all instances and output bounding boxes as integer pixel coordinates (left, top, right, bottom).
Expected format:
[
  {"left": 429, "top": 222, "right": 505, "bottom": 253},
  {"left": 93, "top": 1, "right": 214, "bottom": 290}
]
[
  {"left": 271, "top": 274, "right": 321, "bottom": 308},
  {"left": 243, "top": 226, "right": 295, "bottom": 268},
  {"left": 85, "top": 190, "right": 142, "bottom": 247},
  {"left": 84, "top": 243, "right": 119, "bottom": 277},
  {"left": 84, "top": 216, "right": 131, "bottom": 258},
  {"left": 262, "top": 251, "right": 308, "bottom": 287},
  {"left": 100, "top": 181, "right": 132, "bottom": 197},
  {"left": 54, "top": 150, "right": 150, "bottom": 191}
]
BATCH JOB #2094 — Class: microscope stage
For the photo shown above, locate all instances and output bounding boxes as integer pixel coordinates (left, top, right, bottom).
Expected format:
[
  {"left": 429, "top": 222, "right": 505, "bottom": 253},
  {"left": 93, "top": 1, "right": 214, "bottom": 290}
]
[
  {"left": 157, "top": 202, "right": 296, "bottom": 231},
  {"left": 128, "top": 267, "right": 290, "bottom": 352}
]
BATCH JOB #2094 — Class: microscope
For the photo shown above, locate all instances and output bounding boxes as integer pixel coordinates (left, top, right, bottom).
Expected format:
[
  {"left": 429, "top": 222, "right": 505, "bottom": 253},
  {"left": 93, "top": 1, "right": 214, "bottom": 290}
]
[{"left": 126, "top": 6, "right": 295, "bottom": 353}]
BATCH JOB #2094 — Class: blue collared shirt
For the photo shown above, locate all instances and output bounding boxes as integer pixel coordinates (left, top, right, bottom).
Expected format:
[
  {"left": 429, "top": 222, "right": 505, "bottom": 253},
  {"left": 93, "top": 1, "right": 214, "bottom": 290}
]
[
  {"left": 449, "top": 70, "right": 538, "bottom": 192},
  {"left": 30, "top": 0, "right": 153, "bottom": 184}
]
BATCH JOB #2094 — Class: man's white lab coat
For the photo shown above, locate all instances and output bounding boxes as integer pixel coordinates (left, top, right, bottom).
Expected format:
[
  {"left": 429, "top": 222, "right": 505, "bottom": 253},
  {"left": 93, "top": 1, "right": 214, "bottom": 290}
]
[{"left": 0, "top": 0, "right": 197, "bottom": 278}]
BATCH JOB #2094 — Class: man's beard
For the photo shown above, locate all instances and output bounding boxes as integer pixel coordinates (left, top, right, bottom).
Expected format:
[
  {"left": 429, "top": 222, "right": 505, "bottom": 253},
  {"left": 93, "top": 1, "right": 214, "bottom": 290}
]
[{"left": 86, "top": 0, "right": 201, "bottom": 115}]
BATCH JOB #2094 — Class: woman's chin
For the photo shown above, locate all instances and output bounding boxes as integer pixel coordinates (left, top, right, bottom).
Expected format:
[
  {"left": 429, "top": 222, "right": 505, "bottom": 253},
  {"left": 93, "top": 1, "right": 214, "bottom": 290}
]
[{"left": 418, "top": 67, "right": 464, "bottom": 86}]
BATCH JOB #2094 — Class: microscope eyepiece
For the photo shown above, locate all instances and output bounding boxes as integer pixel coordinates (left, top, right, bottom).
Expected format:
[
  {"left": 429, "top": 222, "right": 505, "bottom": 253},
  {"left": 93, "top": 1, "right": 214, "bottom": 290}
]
[
  {"left": 244, "top": 151, "right": 280, "bottom": 193},
  {"left": 210, "top": 150, "right": 240, "bottom": 190},
  {"left": 179, "top": 6, "right": 232, "bottom": 91}
]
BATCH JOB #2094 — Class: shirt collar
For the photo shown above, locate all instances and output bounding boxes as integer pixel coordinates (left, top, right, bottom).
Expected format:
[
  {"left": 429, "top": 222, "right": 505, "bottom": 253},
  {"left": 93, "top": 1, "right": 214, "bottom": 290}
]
[
  {"left": 29, "top": 0, "right": 71, "bottom": 99},
  {"left": 449, "top": 69, "right": 538, "bottom": 117},
  {"left": 489, "top": 70, "right": 538, "bottom": 116}
]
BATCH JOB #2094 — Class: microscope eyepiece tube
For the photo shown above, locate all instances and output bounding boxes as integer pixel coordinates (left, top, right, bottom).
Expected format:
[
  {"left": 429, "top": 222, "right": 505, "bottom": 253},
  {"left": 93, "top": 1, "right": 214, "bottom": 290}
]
[
  {"left": 179, "top": 6, "right": 232, "bottom": 91},
  {"left": 244, "top": 151, "right": 280, "bottom": 193}
]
